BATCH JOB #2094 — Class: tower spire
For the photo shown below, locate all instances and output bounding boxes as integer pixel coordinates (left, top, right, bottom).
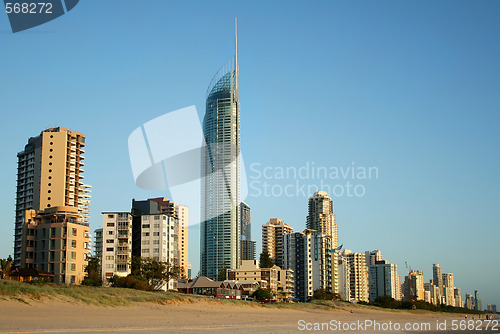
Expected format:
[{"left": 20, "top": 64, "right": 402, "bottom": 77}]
[{"left": 235, "top": 17, "right": 239, "bottom": 102}]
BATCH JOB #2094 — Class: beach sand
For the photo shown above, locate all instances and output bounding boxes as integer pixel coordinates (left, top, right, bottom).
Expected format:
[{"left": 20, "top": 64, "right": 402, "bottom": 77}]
[{"left": 0, "top": 298, "right": 491, "bottom": 333}]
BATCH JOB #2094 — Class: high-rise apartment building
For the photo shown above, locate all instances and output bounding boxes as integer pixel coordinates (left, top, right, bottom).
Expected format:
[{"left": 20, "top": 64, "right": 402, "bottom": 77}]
[
  {"left": 94, "top": 228, "right": 103, "bottom": 260},
  {"left": 14, "top": 127, "right": 86, "bottom": 268},
  {"left": 442, "top": 273, "right": 455, "bottom": 306},
  {"left": 101, "top": 212, "right": 133, "bottom": 282},
  {"left": 403, "top": 270, "right": 425, "bottom": 301},
  {"left": 306, "top": 191, "right": 338, "bottom": 247},
  {"left": 432, "top": 263, "right": 443, "bottom": 301},
  {"left": 79, "top": 184, "right": 92, "bottom": 226},
  {"left": 283, "top": 229, "right": 322, "bottom": 302},
  {"left": 365, "top": 250, "right": 382, "bottom": 266},
  {"left": 368, "top": 260, "right": 398, "bottom": 302},
  {"left": 454, "top": 288, "right": 462, "bottom": 308},
  {"left": 139, "top": 212, "right": 178, "bottom": 290},
  {"left": 201, "top": 23, "right": 241, "bottom": 280},
  {"left": 240, "top": 202, "right": 255, "bottom": 261},
  {"left": 262, "top": 218, "right": 293, "bottom": 268},
  {"left": 339, "top": 250, "right": 369, "bottom": 302}
]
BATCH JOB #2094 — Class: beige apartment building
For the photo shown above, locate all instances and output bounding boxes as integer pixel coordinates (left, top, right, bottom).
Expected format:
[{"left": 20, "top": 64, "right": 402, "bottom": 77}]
[
  {"left": 262, "top": 218, "right": 293, "bottom": 268},
  {"left": 16, "top": 127, "right": 89, "bottom": 284},
  {"left": 227, "top": 260, "right": 279, "bottom": 296},
  {"left": 339, "top": 250, "right": 369, "bottom": 302},
  {"left": 20, "top": 206, "right": 89, "bottom": 284}
]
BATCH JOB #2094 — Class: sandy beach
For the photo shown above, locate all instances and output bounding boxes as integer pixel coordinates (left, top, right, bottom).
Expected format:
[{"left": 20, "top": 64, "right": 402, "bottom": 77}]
[{"left": 0, "top": 297, "right": 491, "bottom": 334}]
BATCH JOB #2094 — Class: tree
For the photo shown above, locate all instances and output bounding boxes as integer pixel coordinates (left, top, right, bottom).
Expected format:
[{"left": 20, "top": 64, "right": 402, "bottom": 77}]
[
  {"left": 132, "top": 257, "right": 180, "bottom": 290},
  {"left": 312, "top": 288, "right": 341, "bottom": 301},
  {"left": 259, "top": 250, "right": 273, "bottom": 269},
  {"left": 252, "top": 288, "right": 273, "bottom": 302},
  {"left": 0, "top": 257, "right": 12, "bottom": 280},
  {"left": 218, "top": 264, "right": 229, "bottom": 281},
  {"left": 82, "top": 257, "right": 102, "bottom": 286}
]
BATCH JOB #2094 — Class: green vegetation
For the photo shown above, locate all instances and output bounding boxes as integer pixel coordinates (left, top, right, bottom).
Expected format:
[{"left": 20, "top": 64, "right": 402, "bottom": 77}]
[
  {"left": 81, "top": 257, "right": 102, "bottom": 287},
  {"left": 259, "top": 250, "right": 274, "bottom": 269},
  {"left": 129, "top": 256, "right": 179, "bottom": 291},
  {"left": 251, "top": 288, "right": 273, "bottom": 302},
  {"left": 312, "top": 289, "right": 341, "bottom": 301},
  {"left": 371, "top": 295, "right": 486, "bottom": 314},
  {"left": 0, "top": 280, "right": 198, "bottom": 306}
]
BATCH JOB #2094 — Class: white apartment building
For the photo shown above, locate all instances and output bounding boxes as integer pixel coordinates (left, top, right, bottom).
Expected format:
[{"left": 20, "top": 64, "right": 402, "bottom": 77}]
[
  {"left": 101, "top": 212, "right": 133, "bottom": 282},
  {"left": 139, "top": 213, "right": 178, "bottom": 290}
]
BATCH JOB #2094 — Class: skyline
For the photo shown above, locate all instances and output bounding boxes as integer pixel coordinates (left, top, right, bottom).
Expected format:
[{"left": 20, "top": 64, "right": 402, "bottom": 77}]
[{"left": 0, "top": 0, "right": 499, "bottom": 307}]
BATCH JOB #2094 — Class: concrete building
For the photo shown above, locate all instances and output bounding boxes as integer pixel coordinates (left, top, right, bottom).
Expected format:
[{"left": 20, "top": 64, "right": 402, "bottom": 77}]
[
  {"left": 424, "top": 282, "right": 441, "bottom": 305},
  {"left": 275, "top": 265, "right": 294, "bottom": 302},
  {"left": 368, "top": 260, "right": 398, "bottom": 302},
  {"left": 465, "top": 293, "right": 475, "bottom": 309},
  {"left": 454, "top": 288, "right": 462, "bottom": 308},
  {"left": 474, "top": 290, "right": 481, "bottom": 311},
  {"left": 283, "top": 229, "right": 322, "bottom": 302},
  {"left": 101, "top": 212, "right": 133, "bottom": 282},
  {"left": 365, "top": 250, "right": 382, "bottom": 266},
  {"left": 132, "top": 198, "right": 188, "bottom": 279},
  {"left": 339, "top": 250, "right": 369, "bottom": 302},
  {"left": 20, "top": 206, "right": 89, "bottom": 284},
  {"left": 78, "top": 184, "right": 92, "bottom": 226},
  {"left": 139, "top": 212, "right": 178, "bottom": 290},
  {"left": 432, "top": 264, "right": 443, "bottom": 301},
  {"left": 306, "top": 191, "right": 338, "bottom": 247},
  {"left": 403, "top": 270, "right": 425, "bottom": 301},
  {"left": 94, "top": 228, "right": 102, "bottom": 260},
  {"left": 262, "top": 218, "right": 293, "bottom": 269},
  {"left": 442, "top": 273, "right": 455, "bottom": 306},
  {"left": 14, "top": 127, "right": 86, "bottom": 268},
  {"left": 241, "top": 240, "right": 256, "bottom": 261}
]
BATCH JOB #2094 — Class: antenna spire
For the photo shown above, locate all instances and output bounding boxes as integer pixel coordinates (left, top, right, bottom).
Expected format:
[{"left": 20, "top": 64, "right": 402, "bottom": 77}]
[{"left": 235, "top": 17, "right": 239, "bottom": 101}]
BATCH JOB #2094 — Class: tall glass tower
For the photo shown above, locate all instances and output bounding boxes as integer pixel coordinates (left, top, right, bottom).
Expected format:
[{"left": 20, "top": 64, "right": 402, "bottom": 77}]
[{"left": 200, "top": 20, "right": 241, "bottom": 280}]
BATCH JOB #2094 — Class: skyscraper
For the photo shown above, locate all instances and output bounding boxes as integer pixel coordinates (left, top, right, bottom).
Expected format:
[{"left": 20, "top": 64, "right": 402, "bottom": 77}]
[
  {"left": 240, "top": 202, "right": 255, "bottom": 261},
  {"left": 201, "top": 20, "right": 241, "bottom": 280},
  {"left": 14, "top": 127, "right": 86, "bottom": 268},
  {"left": 307, "top": 191, "right": 338, "bottom": 247}
]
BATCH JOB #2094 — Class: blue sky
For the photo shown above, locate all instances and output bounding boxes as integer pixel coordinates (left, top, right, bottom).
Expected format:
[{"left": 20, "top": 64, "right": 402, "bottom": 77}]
[{"left": 0, "top": 1, "right": 498, "bottom": 307}]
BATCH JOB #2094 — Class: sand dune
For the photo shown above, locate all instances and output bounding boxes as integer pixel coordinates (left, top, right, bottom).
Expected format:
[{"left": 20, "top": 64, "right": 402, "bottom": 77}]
[{"left": 0, "top": 298, "right": 489, "bottom": 333}]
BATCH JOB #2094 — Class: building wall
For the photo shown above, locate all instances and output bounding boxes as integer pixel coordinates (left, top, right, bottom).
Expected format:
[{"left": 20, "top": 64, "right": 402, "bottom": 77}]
[
  {"left": 339, "top": 251, "right": 369, "bottom": 302},
  {"left": 368, "top": 261, "right": 398, "bottom": 302},
  {"left": 306, "top": 191, "right": 338, "bottom": 248},
  {"left": 176, "top": 204, "right": 189, "bottom": 279}
]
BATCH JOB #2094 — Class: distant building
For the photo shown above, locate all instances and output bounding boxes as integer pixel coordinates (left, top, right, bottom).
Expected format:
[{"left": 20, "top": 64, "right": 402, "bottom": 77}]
[
  {"left": 283, "top": 230, "right": 321, "bottom": 302},
  {"left": 442, "top": 273, "right": 455, "bottom": 306},
  {"left": 262, "top": 218, "right": 293, "bottom": 268},
  {"left": 424, "top": 282, "right": 441, "bottom": 305},
  {"left": 368, "top": 260, "right": 398, "bottom": 302},
  {"left": 465, "top": 293, "right": 475, "bottom": 309},
  {"left": 275, "top": 265, "right": 294, "bottom": 302},
  {"left": 339, "top": 250, "right": 369, "bottom": 302},
  {"left": 403, "top": 270, "right": 424, "bottom": 301},
  {"left": 433, "top": 264, "right": 443, "bottom": 302},
  {"left": 454, "top": 288, "right": 462, "bottom": 308},
  {"left": 101, "top": 212, "right": 133, "bottom": 282},
  {"left": 307, "top": 191, "right": 338, "bottom": 247},
  {"left": 365, "top": 250, "right": 382, "bottom": 266},
  {"left": 474, "top": 290, "right": 480, "bottom": 311},
  {"left": 78, "top": 184, "right": 92, "bottom": 226},
  {"left": 227, "top": 260, "right": 278, "bottom": 296},
  {"left": 94, "top": 228, "right": 103, "bottom": 260},
  {"left": 241, "top": 240, "right": 256, "bottom": 261},
  {"left": 240, "top": 202, "right": 255, "bottom": 261}
]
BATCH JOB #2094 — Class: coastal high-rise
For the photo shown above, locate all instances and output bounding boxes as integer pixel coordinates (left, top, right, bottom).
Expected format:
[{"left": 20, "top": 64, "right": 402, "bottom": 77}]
[
  {"left": 201, "top": 20, "right": 241, "bottom": 280},
  {"left": 367, "top": 260, "right": 398, "bottom": 302},
  {"left": 262, "top": 218, "right": 293, "bottom": 268},
  {"left": 15, "top": 127, "right": 87, "bottom": 270},
  {"left": 339, "top": 250, "right": 369, "bottom": 302},
  {"left": 240, "top": 202, "right": 255, "bottom": 261},
  {"left": 307, "top": 191, "right": 338, "bottom": 247}
]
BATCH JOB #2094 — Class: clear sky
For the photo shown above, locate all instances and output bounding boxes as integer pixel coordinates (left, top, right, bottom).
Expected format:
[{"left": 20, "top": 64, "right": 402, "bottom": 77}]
[{"left": 0, "top": 0, "right": 498, "bottom": 307}]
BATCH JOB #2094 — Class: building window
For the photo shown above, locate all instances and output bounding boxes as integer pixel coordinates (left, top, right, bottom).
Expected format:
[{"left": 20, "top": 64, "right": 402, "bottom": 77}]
[
  {"left": 106, "top": 247, "right": 114, "bottom": 252},
  {"left": 106, "top": 239, "right": 114, "bottom": 244},
  {"left": 72, "top": 240, "right": 77, "bottom": 248},
  {"left": 107, "top": 222, "right": 115, "bottom": 227}
]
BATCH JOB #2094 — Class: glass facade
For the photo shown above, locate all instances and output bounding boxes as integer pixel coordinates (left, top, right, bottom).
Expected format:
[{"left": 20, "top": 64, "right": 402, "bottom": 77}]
[{"left": 200, "top": 61, "right": 241, "bottom": 280}]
